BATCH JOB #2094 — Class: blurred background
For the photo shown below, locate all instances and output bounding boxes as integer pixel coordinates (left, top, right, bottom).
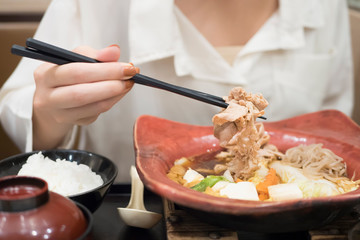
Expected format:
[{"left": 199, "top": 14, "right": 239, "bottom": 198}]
[{"left": 0, "top": 0, "right": 359, "bottom": 159}]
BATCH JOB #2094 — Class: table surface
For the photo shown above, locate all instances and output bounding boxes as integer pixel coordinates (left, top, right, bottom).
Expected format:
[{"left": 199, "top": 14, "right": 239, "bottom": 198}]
[{"left": 89, "top": 185, "right": 312, "bottom": 240}]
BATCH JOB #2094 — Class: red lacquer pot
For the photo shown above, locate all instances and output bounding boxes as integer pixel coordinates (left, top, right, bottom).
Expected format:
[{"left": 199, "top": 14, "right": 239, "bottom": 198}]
[{"left": 0, "top": 175, "right": 91, "bottom": 240}]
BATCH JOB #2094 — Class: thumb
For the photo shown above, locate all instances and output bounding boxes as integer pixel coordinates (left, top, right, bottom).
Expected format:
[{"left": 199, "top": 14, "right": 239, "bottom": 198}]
[{"left": 96, "top": 44, "right": 121, "bottom": 62}]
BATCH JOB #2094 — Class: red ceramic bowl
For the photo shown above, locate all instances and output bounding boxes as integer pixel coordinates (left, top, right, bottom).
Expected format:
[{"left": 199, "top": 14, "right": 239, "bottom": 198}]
[
  {"left": 134, "top": 110, "right": 360, "bottom": 233},
  {"left": 0, "top": 175, "right": 92, "bottom": 240}
]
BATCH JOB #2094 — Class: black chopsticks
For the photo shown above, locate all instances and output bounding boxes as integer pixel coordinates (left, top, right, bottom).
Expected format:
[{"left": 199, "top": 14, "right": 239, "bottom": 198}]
[
  {"left": 11, "top": 38, "right": 266, "bottom": 120},
  {"left": 11, "top": 38, "right": 99, "bottom": 65}
]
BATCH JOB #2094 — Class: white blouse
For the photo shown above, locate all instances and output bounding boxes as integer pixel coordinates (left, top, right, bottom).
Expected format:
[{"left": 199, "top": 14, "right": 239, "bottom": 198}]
[{"left": 0, "top": 0, "right": 354, "bottom": 182}]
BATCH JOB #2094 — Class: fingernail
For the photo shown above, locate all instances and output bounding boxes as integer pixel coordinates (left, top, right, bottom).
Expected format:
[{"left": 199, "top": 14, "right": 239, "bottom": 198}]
[
  {"left": 123, "top": 66, "right": 137, "bottom": 77},
  {"left": 129, "top": 63, "right": 140, "bottom": 73},
  {"left": 108, "top": 44, "right": 120, "bottom": 49},
  {"left": 125, "top": 80, "right": 134, "bottom": 88}
]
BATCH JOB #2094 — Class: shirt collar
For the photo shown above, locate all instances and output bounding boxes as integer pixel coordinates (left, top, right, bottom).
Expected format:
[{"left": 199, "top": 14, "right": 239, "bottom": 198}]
[
  {"left": 128, "top": 0, "right": 324, "bottom": 70},
  {"left": 240, "top": 0, "right": 324, "bottom": 57},
  {"left": 172, "top": 7, "right": 237, "bottom": 82}
]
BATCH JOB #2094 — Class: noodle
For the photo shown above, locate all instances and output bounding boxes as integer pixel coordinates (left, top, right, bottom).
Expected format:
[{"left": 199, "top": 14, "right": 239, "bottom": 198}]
[{"left": 282, "top": 144, "right": 348, "bottom": 183}]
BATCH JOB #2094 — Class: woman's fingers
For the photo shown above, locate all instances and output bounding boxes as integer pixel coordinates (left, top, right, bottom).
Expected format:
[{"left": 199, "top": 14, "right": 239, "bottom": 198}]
[
  {"left": 32, "top": 44, "right": 138, "bottom": 149},
  {"left": 73, "top": 44, "right": 121, "bottom": 62},
  {"left": 49, "top": 62, "right": 138, "bottom": 87},
  {"left": 34, "top": 45, "right": 139, "bottom": 88},
  {"left": 96, "top": 44, "right": 121, "bottom": 62},
  {"left": 48, "top": 79, "right": 133, "bottom": 109},
  {"left": 33, "top": 44, "right": 138, "bottom": 129},
  {"left": 48, "top": 93, "right": 127, "bottom": 125},
  {"left": 72, "top": 45, "right": 99, "bottom": 59}
]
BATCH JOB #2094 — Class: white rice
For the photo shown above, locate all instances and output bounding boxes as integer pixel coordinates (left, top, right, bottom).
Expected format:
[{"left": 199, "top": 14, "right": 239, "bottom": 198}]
[{"left": 17, "top": 152, "right": 104, "bottom": 196}]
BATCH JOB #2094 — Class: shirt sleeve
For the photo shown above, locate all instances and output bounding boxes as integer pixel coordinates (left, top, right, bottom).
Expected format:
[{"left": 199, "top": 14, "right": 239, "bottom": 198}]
[{"left": 0, "top": 0, "right": 82, "bottom": 152}]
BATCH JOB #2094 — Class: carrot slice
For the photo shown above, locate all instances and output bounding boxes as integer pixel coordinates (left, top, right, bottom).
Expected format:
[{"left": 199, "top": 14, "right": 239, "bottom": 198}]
[{"left": 256, "top": 168, "right": 280, "bottom": 201}]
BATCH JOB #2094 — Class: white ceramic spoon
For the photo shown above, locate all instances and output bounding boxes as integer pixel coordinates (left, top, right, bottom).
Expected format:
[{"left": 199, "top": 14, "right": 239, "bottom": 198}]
[{"left": 118, "top": 166, "right": 162, "bottom": 229}]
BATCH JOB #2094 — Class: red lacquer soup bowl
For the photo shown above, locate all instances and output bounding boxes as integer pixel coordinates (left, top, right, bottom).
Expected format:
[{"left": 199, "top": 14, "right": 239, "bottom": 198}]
[
  {"left": 134, "top": 110, "right": 360, "bottom": 233},
  {"left": 0, "top": 176, "right": 92, "bottom": 240}
]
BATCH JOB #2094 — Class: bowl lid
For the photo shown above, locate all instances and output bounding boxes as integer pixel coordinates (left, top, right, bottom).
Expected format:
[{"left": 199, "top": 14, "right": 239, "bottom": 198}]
[{"left": 0, "top": 176, "right": 49, "bottom": 212}]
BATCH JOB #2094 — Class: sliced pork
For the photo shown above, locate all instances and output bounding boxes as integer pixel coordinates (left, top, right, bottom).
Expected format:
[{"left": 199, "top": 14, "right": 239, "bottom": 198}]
[{"left": 212, "top": 87, "right": 269, "bottom": 179}]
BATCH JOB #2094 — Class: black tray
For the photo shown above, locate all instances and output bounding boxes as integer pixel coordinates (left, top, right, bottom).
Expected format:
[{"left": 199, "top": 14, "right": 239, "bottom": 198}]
[
  {"left": 89, "top": 184, "right": 313, "bottom": 240},
  {"left": 90, "top": 184, "right": 164, "bottom": 240}
]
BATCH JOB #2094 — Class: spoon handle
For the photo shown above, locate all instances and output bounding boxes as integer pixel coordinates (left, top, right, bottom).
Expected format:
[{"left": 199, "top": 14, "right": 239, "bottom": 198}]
[{"left": 127, "top": 165, "right": 146, "bottom": 211}]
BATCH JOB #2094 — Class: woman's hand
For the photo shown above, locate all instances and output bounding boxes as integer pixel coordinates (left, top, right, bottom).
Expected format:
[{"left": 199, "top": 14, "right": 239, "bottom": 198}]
[{"left": 32, "top": 45, "right": 138, "bottom": 150}]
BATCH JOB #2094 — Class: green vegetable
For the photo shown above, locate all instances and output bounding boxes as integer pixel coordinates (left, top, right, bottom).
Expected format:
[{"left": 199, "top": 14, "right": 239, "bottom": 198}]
[{"left": 191, "top": 176, "right": 228, "bottom": 192}]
